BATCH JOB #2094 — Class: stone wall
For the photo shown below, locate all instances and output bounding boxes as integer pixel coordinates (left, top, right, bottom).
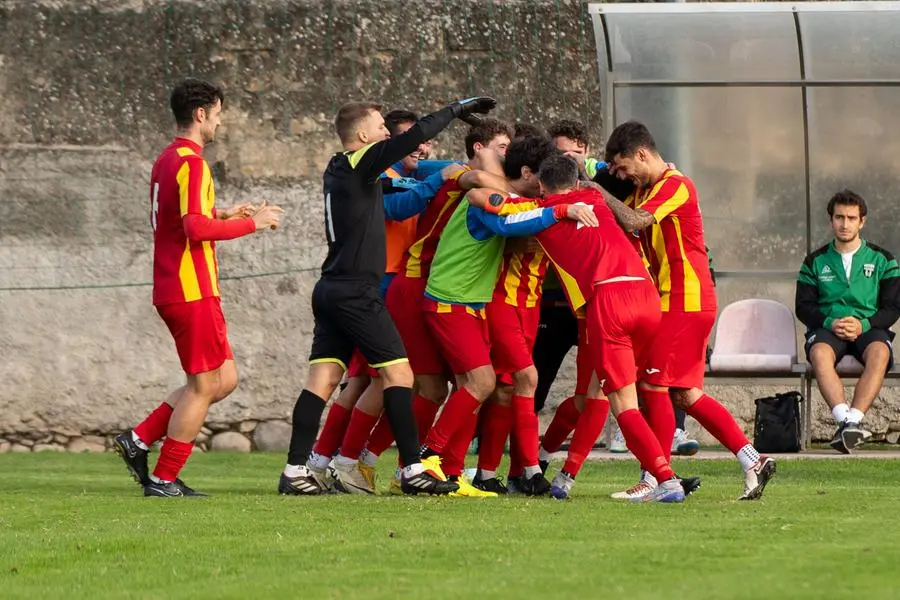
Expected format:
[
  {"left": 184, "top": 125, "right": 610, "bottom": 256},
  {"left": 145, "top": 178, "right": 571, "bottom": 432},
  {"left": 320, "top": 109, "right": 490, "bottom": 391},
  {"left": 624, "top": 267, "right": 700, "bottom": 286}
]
[{"left": 1, "top": 0, "right": 898, "bottom": 453}]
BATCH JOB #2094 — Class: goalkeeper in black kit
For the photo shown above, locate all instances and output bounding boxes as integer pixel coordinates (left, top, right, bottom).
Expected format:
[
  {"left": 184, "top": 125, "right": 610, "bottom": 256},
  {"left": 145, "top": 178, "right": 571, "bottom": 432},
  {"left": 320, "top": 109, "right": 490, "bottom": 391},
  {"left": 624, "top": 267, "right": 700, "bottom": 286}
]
[{"left": 279, "top": 97, "right": 497, "bottom": 496}]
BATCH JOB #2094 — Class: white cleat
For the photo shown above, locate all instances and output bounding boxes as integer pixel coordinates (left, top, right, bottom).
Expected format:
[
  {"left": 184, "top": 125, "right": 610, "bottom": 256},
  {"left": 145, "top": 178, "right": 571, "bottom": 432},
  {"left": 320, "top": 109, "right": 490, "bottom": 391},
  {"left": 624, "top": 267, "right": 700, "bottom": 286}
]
[
  {"left": 333, "top": 459, "right": 375, "bottom": 495},
  {"left": 739, "top": 456, "right": 776, "bottom": 501},
  {"left": 610, "top": 426, "right": 629, "bottom": 453}
]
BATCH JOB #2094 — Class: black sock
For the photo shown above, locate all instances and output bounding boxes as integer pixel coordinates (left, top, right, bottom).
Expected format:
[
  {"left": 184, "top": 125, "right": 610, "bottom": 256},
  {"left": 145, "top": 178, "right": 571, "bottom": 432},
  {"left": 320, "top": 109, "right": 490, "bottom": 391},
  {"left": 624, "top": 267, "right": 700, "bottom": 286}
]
[
  {"left": 675, "top": 407, "right": 687, "bottom": 430},
  {"left": 286, "top": 389, "right": 326, "bottom": 466},
  {"left": 382, "top": 386, "right": 419, "bottom": 467}
]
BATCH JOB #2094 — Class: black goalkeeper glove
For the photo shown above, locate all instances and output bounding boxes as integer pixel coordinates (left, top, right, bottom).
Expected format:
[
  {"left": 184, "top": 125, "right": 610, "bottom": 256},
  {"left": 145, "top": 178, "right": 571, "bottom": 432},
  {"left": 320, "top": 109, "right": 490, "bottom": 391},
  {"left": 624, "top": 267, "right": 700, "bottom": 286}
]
[{"left": 447, "top": 96, "right": 497, "bottom": 121}]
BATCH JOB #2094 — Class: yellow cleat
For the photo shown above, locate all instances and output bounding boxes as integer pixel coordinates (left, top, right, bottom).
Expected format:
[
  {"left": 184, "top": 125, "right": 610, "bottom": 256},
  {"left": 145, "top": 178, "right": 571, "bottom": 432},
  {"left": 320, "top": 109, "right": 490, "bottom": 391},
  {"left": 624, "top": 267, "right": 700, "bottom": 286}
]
[
  {"left": 420, "top": 455, "right": 448, "bottom": 481},
  {"left": 449, "top": 476, "right": 499, "bottom": 498},
  {"left": 388, "top": 474, "right": 404, "bottom": 496},
  {"left": 359, "top": 463, "right": 377, "bottom": 492}
]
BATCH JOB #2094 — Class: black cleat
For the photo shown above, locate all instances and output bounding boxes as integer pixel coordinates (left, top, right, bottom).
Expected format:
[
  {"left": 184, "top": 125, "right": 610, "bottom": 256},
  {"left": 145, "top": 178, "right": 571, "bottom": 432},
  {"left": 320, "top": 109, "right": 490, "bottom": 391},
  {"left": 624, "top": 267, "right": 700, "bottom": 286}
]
[
  {"left": 841, "top": 423, "right": 866, "bottom": 452},
  {"left": 520, "top": 472, "right": 552, "bottom": 496},
  {"left": 401, "top": 471, "right": 459, "bottom": 495},
  {"left": 677, "top": 475, "right": 702, "bottom": 497},
  {"left": 472, "top": 476, "right": 509, "bottom": 495},
  {"left": 113, "top": 430, "right": 150, "bottom": 486},
  {"left": 740, "top": 456, "right": 776, "bottom": 501},
  {"left": 506, "top": 475, "right": 525, "bottom": 494},
  {"left": 144, "top": 479, "right": 208, "bottom": 498},
  {"left": 278, "top": 470, "right": 325, "bottom": 496}
]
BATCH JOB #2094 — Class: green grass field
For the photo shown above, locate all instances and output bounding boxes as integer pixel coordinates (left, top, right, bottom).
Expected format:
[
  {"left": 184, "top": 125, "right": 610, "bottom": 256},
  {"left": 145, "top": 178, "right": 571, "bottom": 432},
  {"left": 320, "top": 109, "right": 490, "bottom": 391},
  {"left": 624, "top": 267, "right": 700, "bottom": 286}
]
[{"left": 1, "top": 451, "right": 897, "bottom": 600}]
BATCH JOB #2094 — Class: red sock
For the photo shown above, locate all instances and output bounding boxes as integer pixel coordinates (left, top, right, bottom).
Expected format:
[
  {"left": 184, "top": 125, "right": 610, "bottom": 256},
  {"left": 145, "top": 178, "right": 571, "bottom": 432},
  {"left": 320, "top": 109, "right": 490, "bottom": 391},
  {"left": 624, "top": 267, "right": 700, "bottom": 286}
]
[
  {"left": 512, "top": 395, "right": 539, "bottom": 468},
  {"left": 686, "top": 394, "right": 749, "bottom": 455},
  {"left": 508, "top": 432, "right": 523, "bottom": 478},
  {"left": 477, "top": 402, "right": 513, "bottom": 471},
  {"left": 563, "top": 398, "right": 609, "bottom": 477},
  {"left": 443, "top": 411, "right": 478, "bottom": 478},
  {"left": 424, "top": 387, "right": 480, "bottom": 454},
  {"left": 133, "top": 402, "right": 174, "bottom": 446},
  {"left": 641, "top": 389, "right": 676, "bottom": 463},
  {"left": 152, "top": 437, "right": 194, "bottom": 482},
  {"left": 364, "top": 414, "right": 394, "bottom": 457},
  {"left": 541, "top": 396, "right": 580, "bottom": 453},
  {"left": 616, "top": 408, "right": 674, "bottom": 482},
  {"left": 311, "top": 403, "right": 352, "bottom": 458},
  {"left": 339, "top": 407, "right": 379, "bottom": 460},
  {"left": 412, "top": 394, "right": 441, "bottom": 445}
]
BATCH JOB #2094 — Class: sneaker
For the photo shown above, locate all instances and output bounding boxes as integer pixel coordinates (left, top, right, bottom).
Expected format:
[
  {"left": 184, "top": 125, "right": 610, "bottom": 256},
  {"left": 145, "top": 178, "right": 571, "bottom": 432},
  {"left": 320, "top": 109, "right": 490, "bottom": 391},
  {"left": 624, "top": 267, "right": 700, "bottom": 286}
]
[
  {"left": 829, "top": 422, "right": 852, "bottom": 454},
  {"left": 144, "top": 479, "right": 208, "bottom": 498},
  {"left": 420, "top": 455, "right": 449, "bottom": 481},
  {"left": 739, "top": 456, "right": 776, "bottom": 501},
  {"left": 520, "top": 472, "right": 551, "bottom": 496},
  {"left": 506, "top": 475, "right": 525, "bottom": 494},
  {"left": 841, "top": 422, "right": 867, "bottom": 452},
  {"left": 672, "top": 428, "right": 700, "bottom": 456},
  {"left": 358, "top": 463, "right": 377, "bottom": 492},
  {"left": 550, "top": 471, "right": 575, "bottom": 500},
  {"left": 278, "top": 467, "right": 325, "bottom": 495},
  {"left": 113, "top": 430, "right": 150, "bottom": 486},
  {"left": 333, "top": 460, "right": 375, "bottom": 495},
  {"left": 307, "top": 462, "right": 337, "bottom": 491},
  {"left": 401, "top": 469, "right": 459, "bottom": 495},
  {"left": 677, "top": 475, "right": 702, "bottom": 497},
  {"left": 388, "top": 474, "right": 404, "bottom": 496},
  {"left": 610, "top": 471, "right": 656, "bottom": 500},
  {"left": 636, "top": 478, "right": 685, "bottom": 503},
  {"left": 472, "top": 476, "right": 509, "bottom": 495},
  {"left": 449, "top": 477, "right": 499, "bottom": 498},
  {"left": 610, "top": 426, "right": 628, "bottom": 453}
]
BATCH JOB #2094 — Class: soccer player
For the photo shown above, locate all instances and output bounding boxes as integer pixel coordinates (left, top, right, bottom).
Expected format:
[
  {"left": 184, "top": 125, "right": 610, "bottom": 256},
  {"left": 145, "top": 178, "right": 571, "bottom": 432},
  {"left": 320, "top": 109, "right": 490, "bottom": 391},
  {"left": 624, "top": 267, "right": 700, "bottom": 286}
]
[
  {"left": 603, "top": 120, "right": 775, "bottom": 501},
  {"left": 474, "top": 153, "right": 685, "bottom": 502},
  {"left": 113, "top": 78, "right": 284, "bottom": 497},
  {"left": 796, "top": 190, "right": 900, "bottom": 453},
  {"left": 547, "top": 118, "right": 604, "bottom": 179},
  {"left": 279, "top": 96, "right": 496, "bottom": 496},
  {"left": 417, "top": 136, "right": 597, "bottom": 497}
]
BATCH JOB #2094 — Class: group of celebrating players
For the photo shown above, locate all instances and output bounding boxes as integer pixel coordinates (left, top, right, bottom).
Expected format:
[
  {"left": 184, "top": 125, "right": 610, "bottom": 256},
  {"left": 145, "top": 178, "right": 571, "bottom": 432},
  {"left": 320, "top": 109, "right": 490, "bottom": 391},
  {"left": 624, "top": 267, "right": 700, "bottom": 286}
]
[{"left": 114, "top": 78, "right": 776, "bottom": 503}]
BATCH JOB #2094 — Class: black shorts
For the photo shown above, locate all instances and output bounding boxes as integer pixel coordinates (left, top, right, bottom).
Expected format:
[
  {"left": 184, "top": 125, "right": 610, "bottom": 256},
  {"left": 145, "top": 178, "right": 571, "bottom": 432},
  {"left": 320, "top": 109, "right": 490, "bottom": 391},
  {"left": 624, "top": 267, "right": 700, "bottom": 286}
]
[
  {"left": 308, "top": 278, "right": 407, "bottom": 371},
  {"left": 532, "top": 304, "right": 579, "bottom": 413},
  {"left": 804, "top": 327, "right": 895, "bottom": 370}
]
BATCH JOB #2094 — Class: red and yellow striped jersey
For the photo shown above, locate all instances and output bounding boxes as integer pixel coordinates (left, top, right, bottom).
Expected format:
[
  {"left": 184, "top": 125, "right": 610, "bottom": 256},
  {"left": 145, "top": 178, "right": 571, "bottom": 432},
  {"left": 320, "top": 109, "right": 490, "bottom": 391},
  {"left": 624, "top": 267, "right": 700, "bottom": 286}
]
[
  {"left": 629, "top": 169, "right": 716, "bottom": 312},
  {"left": 151, "top": 138, "right": 221, "bottom": 306},
  {"left": 420, "top": 297, "right": 486, "bottom": 319},
  {"left": 493, "top": 236, "right": 549, "bottom": 308},
  {"left": 403, "top": 168, "right": 468, "bottom": 279}
]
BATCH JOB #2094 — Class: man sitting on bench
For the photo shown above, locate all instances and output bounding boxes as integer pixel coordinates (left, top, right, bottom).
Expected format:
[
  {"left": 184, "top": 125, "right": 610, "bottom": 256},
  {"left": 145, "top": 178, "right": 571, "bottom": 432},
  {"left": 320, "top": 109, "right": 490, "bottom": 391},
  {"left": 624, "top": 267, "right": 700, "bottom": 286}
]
[{"left": 796, "top": 189, "right": 900, "bottom": 453}]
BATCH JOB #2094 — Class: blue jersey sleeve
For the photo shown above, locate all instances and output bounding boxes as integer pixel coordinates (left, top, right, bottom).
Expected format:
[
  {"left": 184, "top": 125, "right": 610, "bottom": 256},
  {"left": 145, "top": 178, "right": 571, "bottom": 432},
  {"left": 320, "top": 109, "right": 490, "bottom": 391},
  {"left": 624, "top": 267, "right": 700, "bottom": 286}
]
[
  {"left": 383, "top": 170, "right": 445, "bottom": 221},
  {"left": 466, "top": 205, "right": 558, "bottom": 240}
]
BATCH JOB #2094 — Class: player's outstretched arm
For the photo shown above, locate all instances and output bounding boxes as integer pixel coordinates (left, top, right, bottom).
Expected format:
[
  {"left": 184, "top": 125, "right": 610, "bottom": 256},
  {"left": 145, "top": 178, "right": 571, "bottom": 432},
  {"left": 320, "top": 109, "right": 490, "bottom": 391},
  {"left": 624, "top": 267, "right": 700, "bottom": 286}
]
[
  {"left": 358, "top": 97, "right": 497, "bottom": 179},
  {"left": 383, "top": 169, "right": 448, "bottom": 221},
  {"left": 600, "top": 189, "right": 654, "bottom": 233}
]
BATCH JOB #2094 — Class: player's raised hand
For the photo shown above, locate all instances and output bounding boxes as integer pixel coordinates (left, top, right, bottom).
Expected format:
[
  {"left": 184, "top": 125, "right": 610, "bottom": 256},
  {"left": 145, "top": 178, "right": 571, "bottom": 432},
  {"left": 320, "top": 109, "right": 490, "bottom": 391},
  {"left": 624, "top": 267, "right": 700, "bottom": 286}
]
[
  {"left": 449, "top": 96, "right": 497, "bottom": 120},
  {"left": 251, "top": 200, "right": 284, "bottom": 231},
  {"left": 566, "top": 203, "right": 599, "bottom": 228},
  {"left": 219, "top": 202, "right": 255, "bottom": 220}
]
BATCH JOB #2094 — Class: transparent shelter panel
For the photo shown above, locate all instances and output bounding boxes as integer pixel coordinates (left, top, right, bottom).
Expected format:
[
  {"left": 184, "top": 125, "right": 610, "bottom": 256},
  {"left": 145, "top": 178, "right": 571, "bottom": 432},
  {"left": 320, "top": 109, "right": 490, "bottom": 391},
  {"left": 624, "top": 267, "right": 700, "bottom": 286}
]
[
  {"left": 604, "top": 12, "right": 800, "bottom": 82},
  {"left": 799, "top": 11, "right": 900, "bottom": 80},
  {"left": 807, "top": 87, "right": 900, "bottom": 253},
  {"left": 614, "top": 86, "right": 806, "bottom": 272}
]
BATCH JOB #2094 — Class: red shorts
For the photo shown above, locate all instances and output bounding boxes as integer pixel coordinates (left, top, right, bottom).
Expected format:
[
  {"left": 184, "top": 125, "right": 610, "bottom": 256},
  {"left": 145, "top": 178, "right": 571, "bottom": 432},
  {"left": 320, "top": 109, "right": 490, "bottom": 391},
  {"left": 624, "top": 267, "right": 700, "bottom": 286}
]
[
  {"left": 386, "top": 273, "right": 448, "bottom": 376},
  {"left": 346, "top": 349, "right": 377, "bottom": 378},
  {"left": 423, "top": 304, "right": 492, "bottom": 375},
  {"left": 156, "top": 296, "right": 233, "bottom": 375},
  {"left": 487, "top": 299, "right": 540, "bottom": 376},
  {"left": 586, "top": 280, "right": 661, "bottom": 396},
  {"left": 574, "top": 318, "right": 594, "bottom": 396},
  {"left": 642, "top": 310, "right": 716, "bottom": 389}
]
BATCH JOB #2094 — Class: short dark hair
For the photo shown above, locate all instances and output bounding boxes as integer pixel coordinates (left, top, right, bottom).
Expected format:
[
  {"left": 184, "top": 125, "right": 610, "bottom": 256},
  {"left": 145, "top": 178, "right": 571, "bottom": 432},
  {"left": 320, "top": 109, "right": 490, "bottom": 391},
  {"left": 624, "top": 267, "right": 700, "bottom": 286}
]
[
  {"left": 547, "top": 119, "right": 590, "bottom": 148},
  {"left": 170, "top": 78, "right": 224, "bottom": 128},
  {"left": 504, "top": 135, "right": 559, "bottom": 180},
  {"left": 464, "top": 117, "right": 514, "bottom": 159},
  {"left": 538, "top": 154, "right": 579, "bottom": 192},
  {"left": 603, "top": 120, "right": 658, "bottom": 162},
  {"left": 383, "top": 109, "right": 419, "bottom": 136},
  {"left": 513, "top": 122, "right": 547, "bottom": 140},
  {"left": 335, "top": 101, "right": 382, "bottom": 144},
  {"left": 827, "top": 189, "right": 868, "bottom": 218}
]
